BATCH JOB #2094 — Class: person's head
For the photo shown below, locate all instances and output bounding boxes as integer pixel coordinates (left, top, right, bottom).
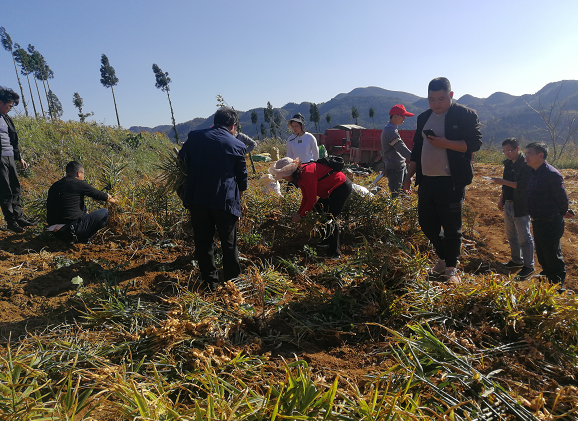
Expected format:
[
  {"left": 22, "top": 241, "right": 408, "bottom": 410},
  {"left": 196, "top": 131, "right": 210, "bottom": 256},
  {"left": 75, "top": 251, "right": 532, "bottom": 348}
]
[
  {"left": 0, "top": 86, "right": 20, "bottom": 115},
  {"left": 389, "top": 104, "right": 415, "bottom": 126},
  {"left": 525, "top": 142, "right": 548, "bottom": 169},
  {"left": 214, "top": 107, "right": 239, "bottom": 135},
  {"left": 427, "top": 77, "right": 453, "bottom": 115},
  {"left": 66, "top": 161, "right": 85, "bottom": 180},
  {"left": 268, "top": 157, "right": 302, "bottom": 181},
  {"left": 502, "top": 137, "right": 521, "bottom": 161},
  {"left": 287, "top": 114, "right": 306, "bottom": 135}
]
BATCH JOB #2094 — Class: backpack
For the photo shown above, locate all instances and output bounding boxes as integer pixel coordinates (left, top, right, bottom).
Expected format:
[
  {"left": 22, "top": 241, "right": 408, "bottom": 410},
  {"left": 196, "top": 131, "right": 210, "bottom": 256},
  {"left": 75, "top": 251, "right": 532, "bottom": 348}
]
[{"left": 314, "top": 155, "right": 345, "bottom": 182}]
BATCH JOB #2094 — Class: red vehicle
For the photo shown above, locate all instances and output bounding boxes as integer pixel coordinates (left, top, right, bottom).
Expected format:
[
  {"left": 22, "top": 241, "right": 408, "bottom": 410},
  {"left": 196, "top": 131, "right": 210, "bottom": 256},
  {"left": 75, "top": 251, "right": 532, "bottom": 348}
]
[{"left": 318, "top": 125, "right": 415, "bottom": 171}]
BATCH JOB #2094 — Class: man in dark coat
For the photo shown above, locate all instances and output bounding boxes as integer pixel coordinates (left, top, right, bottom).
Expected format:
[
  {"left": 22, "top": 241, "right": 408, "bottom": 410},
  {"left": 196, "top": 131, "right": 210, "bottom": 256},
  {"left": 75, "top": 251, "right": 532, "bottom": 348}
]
[
  {"left": 179, "top": 107, "right": 248, "bottom": 288},
  {"left": 403, "top": 77, "right": 482, "bottom": 282},
  {"left": 0, "top": 86, "right": 35, "bottom": 233}
]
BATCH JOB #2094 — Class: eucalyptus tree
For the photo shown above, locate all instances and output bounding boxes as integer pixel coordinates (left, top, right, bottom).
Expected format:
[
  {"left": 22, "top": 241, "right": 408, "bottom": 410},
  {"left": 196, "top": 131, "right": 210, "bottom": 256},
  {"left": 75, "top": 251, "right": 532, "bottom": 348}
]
[
  {"left": 326, "top": 112, "right": 331, "bottom": 129},
  {"left": 47, "top": 90, "right": 63, "bottom": 118},
  {"left": 72, "top": 92, "right": 94, "bottom": 122},
  {"left": 309, "top": 102, "right": 320, "bottom": 133},
  {"left": 100, "top": 54, "right": 121, "bottom": 126},
  {"left": 152, "top": 63, "right": 180, "bottom": 143},
  {"left": 251, "top": 110, "right": 259, "bottom": 140},
  {"left": 351, "top": 106, "right": 359, "bottom": 125},
  {"left": 0, "top": 27, "right": 28, "bottom": 115},
  {"left": 369, "top": 106, "right": 375, "bottom": 128},
  {"left": 273, "top": 109, "right": 282, "bottom": 139},
  {"left": 26, "top": 45, "right": 46, "bottom": 117},
  {"left": 31, "top": 48, "right": 56, "bottom": 119},
  {"left": 13, "top": 43, "right": 38, "bottom": 117},
  {"left": 264, "top": 101, "right": 273, "bottom": 137},
  {"left": 260, "top": 123, "right": 266, "bottom": 139}
]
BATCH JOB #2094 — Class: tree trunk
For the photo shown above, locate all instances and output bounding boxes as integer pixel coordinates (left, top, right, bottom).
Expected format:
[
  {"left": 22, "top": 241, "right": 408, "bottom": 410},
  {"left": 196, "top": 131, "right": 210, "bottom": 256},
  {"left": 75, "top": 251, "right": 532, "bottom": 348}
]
[
  {"left": 166, "top": 90, "right": 180, "bottom": 144},
  {"left": 11, "top": 54, "right": 28, "bottom": 116},
  {"left": 25, "top": 73, "right": 38, "bottom": 118},
  {"left": 33, "top": 76, "right": 45, "bottom": 117},
  {"left": 111, "top": 86, "right": 120, "bottom": 127},
  {"left": 41, "top": 79, "right": 52, "bottom": 120}
]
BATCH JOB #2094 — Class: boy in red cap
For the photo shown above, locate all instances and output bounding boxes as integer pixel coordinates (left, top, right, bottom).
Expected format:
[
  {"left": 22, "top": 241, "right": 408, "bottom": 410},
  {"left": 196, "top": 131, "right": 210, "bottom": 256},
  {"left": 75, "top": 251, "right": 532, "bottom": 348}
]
[{"left": 374, "top": 104, "right": 414, "bottom": 198}]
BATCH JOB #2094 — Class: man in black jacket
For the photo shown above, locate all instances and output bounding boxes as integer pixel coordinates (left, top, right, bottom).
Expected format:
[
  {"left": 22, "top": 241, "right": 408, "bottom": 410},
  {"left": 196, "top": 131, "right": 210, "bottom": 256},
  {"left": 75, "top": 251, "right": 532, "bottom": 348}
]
[
  {"left": 47, "top": 161, "right": 118, "bottom": 244},
  {"left": 403, "top": 77, "right": 482, "bottom": 282},
  {"left": 490, "top": 138, "right": 534, "bottom": 279},
  {"left": 0, "top": 86, "right": 35, "bottom": 233}
]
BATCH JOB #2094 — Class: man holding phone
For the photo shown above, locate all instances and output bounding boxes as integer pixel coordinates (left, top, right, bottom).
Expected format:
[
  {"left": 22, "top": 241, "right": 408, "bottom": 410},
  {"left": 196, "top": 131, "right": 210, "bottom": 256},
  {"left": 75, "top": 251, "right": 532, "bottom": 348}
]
[{"left": 403, "top": 77, "right": 482, "bottom": 282}]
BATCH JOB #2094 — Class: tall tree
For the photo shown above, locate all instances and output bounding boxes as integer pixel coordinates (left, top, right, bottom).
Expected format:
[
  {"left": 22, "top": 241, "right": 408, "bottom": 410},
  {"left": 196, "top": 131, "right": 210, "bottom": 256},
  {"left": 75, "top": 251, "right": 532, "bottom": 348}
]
[
  {"left": 309, "top": 103, "right": 321, "bottom": 133},
  {"left": 27, "top": 45, "right": 46, "bottom": 118},
  {"left": 30, "top": 48, "right": 55, "bottom": 119},
  {"left": 152, "top": 63, "right": 180, "bottom": 144},
  {"left": 326, "top": 113, "right": 331, "bottom": 129},
  {"left": 260, "top": 123, "right": 267, "bottom": 139},
  {"left": 264, "top": 101, "right": 274, "bottom": 137},
  {"left": 273, "top": 109, "right": 282, "bottom": 139},
  {"left": 251, "top": 110, "right": 259, "bottom": 140},
  {"left": 369, "top": 106, "right": 375, "bottom": 128},
  {"left": 100, "top": 54, "right": 121, "bottom": 127},
  {"left": 47, "top": 90, "right": 63, "bottom": 118},
  {"left": 13, "top": 43, "right": 38, "bottom": 117},
  {"left": 73, "top": 92, "right": 94, "bottom": 122},
  {"left": 0, "top": 27, "right": 28, "bottom": 116},
  {"left": 351, "top": 106, "right": 359, "bottom": 125}
]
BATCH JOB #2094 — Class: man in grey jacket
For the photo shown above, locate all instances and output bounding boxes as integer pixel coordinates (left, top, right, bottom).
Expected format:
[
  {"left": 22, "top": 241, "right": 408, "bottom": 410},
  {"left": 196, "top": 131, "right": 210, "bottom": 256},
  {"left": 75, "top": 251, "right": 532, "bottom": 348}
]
[{"left": 376, "top": 104, "right": 414, "bottom": 198}]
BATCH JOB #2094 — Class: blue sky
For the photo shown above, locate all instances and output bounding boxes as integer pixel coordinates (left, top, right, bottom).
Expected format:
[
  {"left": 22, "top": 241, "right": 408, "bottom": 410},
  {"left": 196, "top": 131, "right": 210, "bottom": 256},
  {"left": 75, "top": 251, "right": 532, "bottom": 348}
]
[{"left": 2, "top": 0, "right": 577, "bottom": 128}]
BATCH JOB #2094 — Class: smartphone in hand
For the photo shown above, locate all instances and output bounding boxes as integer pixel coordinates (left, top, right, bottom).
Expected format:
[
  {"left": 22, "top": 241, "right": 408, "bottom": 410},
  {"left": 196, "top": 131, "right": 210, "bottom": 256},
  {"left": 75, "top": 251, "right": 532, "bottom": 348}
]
[{"left": 423, "top": 129, "right": 437, "bottom": 138}]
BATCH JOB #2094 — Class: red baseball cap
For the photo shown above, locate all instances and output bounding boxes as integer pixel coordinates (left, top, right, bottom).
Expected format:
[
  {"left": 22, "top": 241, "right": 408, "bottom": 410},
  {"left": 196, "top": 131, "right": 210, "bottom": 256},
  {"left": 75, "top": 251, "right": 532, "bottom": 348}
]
[{"left": 389, "top": 104, "right": 414, "bottom": 117}]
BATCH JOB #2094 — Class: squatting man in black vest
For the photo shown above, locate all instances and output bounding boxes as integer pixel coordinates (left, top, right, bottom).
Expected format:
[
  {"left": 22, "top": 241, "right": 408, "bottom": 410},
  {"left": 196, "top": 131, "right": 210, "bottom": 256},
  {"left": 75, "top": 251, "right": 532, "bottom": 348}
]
[{"left": 46, "top": 161, "right": 118, "bottom": 244}]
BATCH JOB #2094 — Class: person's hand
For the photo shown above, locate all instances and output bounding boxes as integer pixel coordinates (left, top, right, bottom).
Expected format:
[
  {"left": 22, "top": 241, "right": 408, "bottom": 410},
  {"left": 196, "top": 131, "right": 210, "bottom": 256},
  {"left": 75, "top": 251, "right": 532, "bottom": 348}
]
[
  {"left": 291, "top": 213, "right": 302, "bottom": 222},
  {"left": 564, "top": 210, "right": 575, "bottom": 219},
  {"left": 425, "top": 134, "right": 448, "bottom": 149},
  {"left": 19, "top": 159, "right": 28, "bottom": 170},
  {"left": 497, "top": 198, "right": 504, "bottom": 211},
  {"left": 402, "top": 177, "right": 412, "bottom": 194},
  {"left": 107, "top": 195, "right": 119, "bottom": 205}
]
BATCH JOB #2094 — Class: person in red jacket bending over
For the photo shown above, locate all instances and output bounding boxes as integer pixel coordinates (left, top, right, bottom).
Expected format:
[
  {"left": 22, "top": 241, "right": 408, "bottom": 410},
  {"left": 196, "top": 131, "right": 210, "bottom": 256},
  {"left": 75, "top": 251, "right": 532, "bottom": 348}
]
[{"left": 269, "top": 157, "right": 352, "bottom": 259}]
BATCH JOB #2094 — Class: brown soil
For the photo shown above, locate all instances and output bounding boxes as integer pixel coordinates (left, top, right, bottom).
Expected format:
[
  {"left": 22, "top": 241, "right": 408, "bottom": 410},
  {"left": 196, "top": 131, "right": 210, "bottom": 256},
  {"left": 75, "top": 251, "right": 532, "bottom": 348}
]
[{"left": 0, "top": 163, "right": 577, "bottom": 401}]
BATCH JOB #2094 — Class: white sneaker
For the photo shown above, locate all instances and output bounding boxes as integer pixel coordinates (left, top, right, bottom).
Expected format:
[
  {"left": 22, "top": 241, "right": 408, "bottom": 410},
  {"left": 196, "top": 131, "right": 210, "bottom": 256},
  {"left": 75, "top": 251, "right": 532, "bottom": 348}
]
[
  {"left": 445, "top": 267, "right": 461, "bottom": 283},
  {"left": 431, "top": 259, "right": 446, "bottom": 275}
]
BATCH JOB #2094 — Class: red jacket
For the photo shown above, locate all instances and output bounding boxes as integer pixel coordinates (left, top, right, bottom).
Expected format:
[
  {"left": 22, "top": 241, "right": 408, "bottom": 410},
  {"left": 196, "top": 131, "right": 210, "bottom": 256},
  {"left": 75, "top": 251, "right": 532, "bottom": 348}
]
[{"left": 297, "top": 163, "right": 346, "bottom": 217}]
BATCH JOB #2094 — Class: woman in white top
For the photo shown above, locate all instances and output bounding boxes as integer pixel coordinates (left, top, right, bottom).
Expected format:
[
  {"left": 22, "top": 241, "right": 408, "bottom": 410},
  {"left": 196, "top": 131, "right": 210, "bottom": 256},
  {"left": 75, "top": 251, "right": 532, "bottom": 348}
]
[{"left": 286, "top": 113, "right": 319, "bottom": 163}]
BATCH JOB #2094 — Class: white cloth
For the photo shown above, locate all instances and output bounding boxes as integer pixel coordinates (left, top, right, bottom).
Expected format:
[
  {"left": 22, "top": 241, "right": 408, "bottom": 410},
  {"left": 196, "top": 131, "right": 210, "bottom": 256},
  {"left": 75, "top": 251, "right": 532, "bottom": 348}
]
[{"left": 286, "top": 132, "right": 319, "bottom": 163}]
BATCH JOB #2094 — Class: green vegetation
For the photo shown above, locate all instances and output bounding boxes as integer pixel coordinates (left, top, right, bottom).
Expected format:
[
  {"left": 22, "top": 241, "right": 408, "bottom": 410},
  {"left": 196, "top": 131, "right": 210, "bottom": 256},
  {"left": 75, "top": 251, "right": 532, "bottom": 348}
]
[{"left": 1, "top": 118, "right": 577, "bottom": 419}]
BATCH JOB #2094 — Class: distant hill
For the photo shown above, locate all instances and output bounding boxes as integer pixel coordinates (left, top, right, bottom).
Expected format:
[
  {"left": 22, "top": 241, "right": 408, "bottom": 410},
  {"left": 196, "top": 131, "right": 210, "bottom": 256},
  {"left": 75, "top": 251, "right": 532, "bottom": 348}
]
[{"left": 130, "top": 80, "right": 578, "bottom": 146}]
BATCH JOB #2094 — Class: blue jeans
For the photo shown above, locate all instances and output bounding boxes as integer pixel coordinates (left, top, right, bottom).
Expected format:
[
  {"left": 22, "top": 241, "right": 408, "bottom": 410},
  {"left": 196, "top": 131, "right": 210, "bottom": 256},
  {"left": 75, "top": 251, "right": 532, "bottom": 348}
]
[{"left": 503, "top": 201, "right": 534, "bottom": 268}]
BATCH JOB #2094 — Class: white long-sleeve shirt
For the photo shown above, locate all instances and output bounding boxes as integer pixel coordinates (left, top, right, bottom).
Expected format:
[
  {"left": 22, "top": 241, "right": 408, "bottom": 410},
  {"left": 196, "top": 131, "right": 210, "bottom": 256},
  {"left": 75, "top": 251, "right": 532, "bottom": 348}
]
[{"left": 286, "top": 132, "right": 319, "bottom": 162}]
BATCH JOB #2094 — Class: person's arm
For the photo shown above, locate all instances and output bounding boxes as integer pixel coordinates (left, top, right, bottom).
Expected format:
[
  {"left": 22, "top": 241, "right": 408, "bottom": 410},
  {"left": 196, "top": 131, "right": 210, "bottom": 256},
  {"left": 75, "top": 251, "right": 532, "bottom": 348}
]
[
  {"left": 491, "top": 178, "right": 517, "bottom": 188},
  {"left": 296, "top": 169, "right": 317, "bottom": 218},
  {"left": 236, "top": 132, "right": 257, "bottom": 153},
  {"left": 427, "top": 108, "right": 482, "bottom": 153},
  {"left": 402, "top": 161, "right": 417, "bottom": 194},
  {"left": 497, "top": 192, "right": 504, "bottom": 211},
  {"left": 551, "top": 173, "right": 569, "bottom": 215},
  {"left": 19, "top": 159, "right": 28, "bottom": 170},
  {"left": 392, "top": 138, "right": 412, "bottom": 160},
  {"left": 425, "top": 135, "right": 467, "bottom": 152},
  {"left": 310, "top": 134, "right": 319, "bottom": 161}
]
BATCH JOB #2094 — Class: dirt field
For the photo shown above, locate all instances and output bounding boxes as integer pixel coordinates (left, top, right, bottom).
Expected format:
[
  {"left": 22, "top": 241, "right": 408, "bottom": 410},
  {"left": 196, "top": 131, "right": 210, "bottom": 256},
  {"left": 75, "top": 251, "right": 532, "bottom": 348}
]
[{"left": 1, "top": 162, "right": 577, "bottom": 380}]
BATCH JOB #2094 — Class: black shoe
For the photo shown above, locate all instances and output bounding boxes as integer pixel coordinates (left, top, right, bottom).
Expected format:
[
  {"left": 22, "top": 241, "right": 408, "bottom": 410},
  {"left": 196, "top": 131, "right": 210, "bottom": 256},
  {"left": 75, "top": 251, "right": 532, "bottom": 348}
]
[
  {"left": 515, "top": 266, "right": 534, "bottom": 280},
  {"left": 17, "top": 218, "right": 36, "bottom": 227},
  {"left": 504, "top": 260, "right": 524, "bottom": 269},
  {"left": 6, "top": 221, "right": 24, "bottom": 233}
]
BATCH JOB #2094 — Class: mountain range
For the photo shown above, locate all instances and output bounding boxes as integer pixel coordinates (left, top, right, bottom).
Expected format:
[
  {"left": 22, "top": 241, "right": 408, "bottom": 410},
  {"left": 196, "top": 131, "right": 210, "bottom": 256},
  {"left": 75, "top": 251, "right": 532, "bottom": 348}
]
[{"left": 129, "top": 80, "right": 578, "bottom": 147}]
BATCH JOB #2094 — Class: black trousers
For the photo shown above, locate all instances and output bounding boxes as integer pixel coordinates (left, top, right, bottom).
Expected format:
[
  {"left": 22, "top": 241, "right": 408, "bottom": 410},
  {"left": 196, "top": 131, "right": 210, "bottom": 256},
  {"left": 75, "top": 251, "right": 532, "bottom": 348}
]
[
  {"left": 0, "top": 155, "right": 23, "bottom": 223},
  {"left": 532, "top": 214, "right": 566, "bottom": 284},
  {"left": 189, "top": 205, "right": 240, "bottom": 284},
  {"left": 314, "top": 178, "right": 353, "bottom": 256},
  {"left": 52, "top": 209, "right": 110, "bottom": 244},
  {"left": 418, "top": 176, "right": 465, "bottom": 268}
]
